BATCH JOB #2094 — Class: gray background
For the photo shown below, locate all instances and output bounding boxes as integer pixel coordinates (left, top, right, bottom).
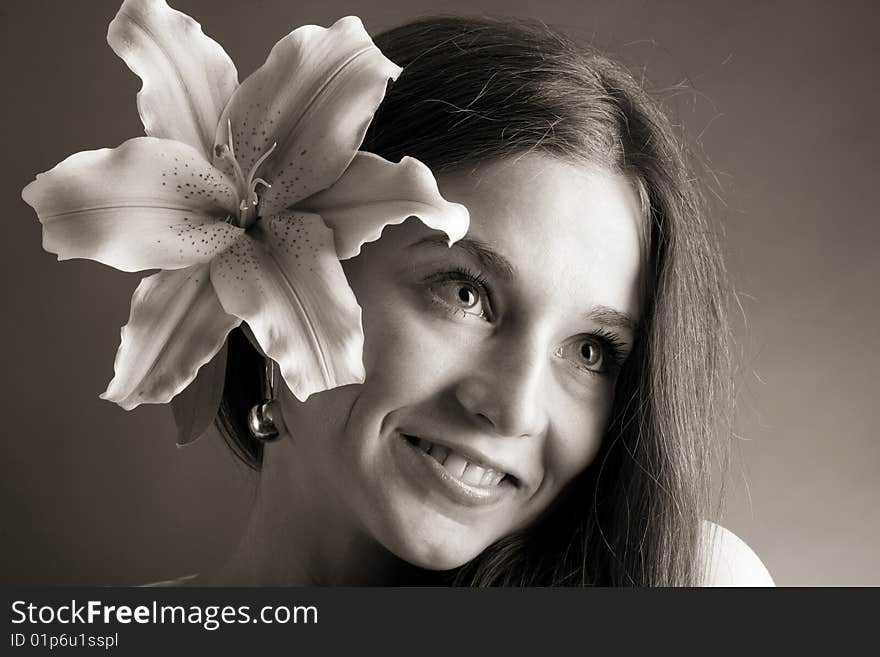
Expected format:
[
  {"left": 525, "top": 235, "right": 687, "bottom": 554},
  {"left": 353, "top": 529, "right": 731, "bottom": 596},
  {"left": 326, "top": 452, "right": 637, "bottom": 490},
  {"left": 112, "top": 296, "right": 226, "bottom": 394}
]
[{"left": 1, "top": 0, "right": 877, "bottom": 585}]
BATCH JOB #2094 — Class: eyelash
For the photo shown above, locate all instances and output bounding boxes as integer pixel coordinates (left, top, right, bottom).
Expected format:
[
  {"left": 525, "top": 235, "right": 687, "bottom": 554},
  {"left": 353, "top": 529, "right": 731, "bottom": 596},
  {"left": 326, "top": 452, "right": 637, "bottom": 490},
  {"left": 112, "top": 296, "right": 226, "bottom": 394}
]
[{"left": 426, "top": 267, "right": 629, "bottom": 378}]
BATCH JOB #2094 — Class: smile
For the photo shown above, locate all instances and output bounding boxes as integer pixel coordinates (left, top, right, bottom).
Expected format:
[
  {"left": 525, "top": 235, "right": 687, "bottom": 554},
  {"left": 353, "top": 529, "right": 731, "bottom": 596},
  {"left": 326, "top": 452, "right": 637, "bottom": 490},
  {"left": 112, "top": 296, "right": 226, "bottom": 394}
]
[
  {"left": 401, "top": 435, "right": 513, "bottom": 487},
  {"left": 394, "top": 433, "right": 517, "bottom": 509}
]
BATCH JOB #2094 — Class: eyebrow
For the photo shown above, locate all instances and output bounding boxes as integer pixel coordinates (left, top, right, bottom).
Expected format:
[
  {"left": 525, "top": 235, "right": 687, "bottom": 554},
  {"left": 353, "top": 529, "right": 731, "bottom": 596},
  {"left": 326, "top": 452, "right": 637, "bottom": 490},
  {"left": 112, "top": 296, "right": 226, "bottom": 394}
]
[
  {"left": 411, "top": 235, "right": 516, "bottom": 280},
  {"left": 585, "top": 305, "right": 639, "bottom": 335},
  {"left": 411, "top": 235, "right": 639, "bottom": 334}
]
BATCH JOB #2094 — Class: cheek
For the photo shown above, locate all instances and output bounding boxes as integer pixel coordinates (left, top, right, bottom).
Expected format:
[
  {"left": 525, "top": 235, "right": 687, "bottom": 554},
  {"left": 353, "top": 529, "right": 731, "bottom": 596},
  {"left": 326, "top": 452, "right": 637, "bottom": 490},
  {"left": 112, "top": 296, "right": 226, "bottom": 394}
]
[
  {"left": 356, "top": 308, "right": 430, "bottom": 411},
  {"left": 542, "top": 387, "right": 614, "bottom": 490},
  {"left": 343, "top": 258, "right": 425, "bottom": 395},
  {"left": 356, "top": 284, "right": 467, "bottom": 408}
]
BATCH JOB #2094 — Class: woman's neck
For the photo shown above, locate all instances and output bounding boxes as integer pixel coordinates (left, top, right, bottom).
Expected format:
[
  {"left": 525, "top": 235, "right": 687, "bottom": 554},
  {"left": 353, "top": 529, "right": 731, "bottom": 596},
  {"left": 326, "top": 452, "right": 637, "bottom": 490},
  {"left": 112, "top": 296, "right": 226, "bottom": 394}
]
[{"left": 204, "top": 442, "right": 424, "bottom": 586}]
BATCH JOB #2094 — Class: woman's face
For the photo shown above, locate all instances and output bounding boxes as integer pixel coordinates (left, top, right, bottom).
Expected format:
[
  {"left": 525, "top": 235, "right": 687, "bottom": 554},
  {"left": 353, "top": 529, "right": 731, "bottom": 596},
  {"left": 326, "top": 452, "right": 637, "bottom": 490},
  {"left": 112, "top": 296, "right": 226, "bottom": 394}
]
[{"left": 278, "top": 154, "right": 644, "bottom": 570}]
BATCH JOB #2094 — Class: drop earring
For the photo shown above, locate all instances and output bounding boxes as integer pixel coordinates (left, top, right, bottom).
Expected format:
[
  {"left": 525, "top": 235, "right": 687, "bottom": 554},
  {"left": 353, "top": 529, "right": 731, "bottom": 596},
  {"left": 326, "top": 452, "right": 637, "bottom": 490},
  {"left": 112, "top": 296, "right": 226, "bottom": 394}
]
[{"left": 248, "top": 358, "right": 283, "bottom": 442}]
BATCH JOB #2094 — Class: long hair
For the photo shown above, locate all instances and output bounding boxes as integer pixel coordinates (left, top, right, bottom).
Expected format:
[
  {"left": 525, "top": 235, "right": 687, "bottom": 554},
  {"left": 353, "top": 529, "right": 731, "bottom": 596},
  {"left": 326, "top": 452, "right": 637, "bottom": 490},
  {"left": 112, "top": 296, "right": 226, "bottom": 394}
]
[{"left": 217, "top": 16, "right": 732, "bottom": 586}]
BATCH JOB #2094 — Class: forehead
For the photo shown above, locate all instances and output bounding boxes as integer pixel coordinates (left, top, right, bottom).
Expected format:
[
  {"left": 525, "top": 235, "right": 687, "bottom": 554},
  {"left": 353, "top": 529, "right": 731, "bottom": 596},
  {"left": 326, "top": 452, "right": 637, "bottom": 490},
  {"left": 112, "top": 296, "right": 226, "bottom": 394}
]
[{"left": 434, "top": 155, "right": 645, "bottom": 322}]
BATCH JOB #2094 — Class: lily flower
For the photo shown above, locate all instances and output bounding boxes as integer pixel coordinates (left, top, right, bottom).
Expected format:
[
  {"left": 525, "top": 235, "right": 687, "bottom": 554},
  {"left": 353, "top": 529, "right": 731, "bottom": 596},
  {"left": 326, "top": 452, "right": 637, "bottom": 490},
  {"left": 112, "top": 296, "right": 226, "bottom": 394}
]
[{"left": 21, "top": 0, "right": 469, "bottom": 421}]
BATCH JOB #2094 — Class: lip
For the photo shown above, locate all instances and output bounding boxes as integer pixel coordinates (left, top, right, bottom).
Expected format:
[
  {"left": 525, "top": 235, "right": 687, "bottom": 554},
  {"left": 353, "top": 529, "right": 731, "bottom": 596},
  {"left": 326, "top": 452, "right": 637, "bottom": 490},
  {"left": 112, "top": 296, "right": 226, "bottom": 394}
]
[{"left": 392, "top": 433, "right": 517, "bottom": 509}]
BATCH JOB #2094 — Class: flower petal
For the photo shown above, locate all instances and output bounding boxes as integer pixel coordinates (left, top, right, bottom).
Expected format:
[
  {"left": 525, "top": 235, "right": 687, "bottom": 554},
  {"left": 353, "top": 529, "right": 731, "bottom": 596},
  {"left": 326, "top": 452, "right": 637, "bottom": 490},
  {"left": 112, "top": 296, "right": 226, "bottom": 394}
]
[
  {"left": 214, "top": 16, "right": 401, "bottom": 215},
  {"left": 210, "top": 213, "right": 364, "bottom": 401},
  {"left": 22, "top": 137, "right": 242, "bottom": 272},
  {"left": 299, "top": 152, "right": 471, "bottom": 259},
  {"left": 101, "top": 264, "right": 240, "bottom": 410},
  {"left": 108, "top": 0, "right": 239, "bottom": 159},
  {"left": 171, "top": 341, "right": 228, "bottom": 446}
]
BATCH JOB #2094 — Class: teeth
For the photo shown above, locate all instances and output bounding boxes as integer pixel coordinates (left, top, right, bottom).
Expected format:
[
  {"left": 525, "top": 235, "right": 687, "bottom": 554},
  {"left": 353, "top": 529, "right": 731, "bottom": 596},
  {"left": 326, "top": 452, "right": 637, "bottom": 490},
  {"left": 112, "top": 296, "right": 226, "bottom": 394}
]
[
  {"left": 444, "top": 453, "right": 469, "bottom": 479},
  {"left": 408, "top": 435, "right": 507, "bottom": 487},
  {"left": 461, "top": 463, "right": 489, "bottom": 485}
]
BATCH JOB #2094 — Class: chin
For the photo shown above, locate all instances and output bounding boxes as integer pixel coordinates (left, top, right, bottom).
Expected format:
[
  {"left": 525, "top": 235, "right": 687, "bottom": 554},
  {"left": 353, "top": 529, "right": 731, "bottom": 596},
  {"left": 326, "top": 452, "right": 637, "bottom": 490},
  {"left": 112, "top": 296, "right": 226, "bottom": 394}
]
[
  {"left": 367, "top": 499, "right": 506, "bottom": 572},
  {"left": 389, "top": 534, "right": 490, "bottom": 572}
]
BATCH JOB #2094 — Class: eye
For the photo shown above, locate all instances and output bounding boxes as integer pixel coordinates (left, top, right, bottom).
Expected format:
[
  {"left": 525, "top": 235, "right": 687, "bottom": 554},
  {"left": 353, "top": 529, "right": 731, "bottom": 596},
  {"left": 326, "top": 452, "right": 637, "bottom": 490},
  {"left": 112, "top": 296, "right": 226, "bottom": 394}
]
[
  {"left": 555, "top": 332, "right": 625, "bottom": 377},
  {"left": 427, "top": 268, "right": 492, "bottom": 320},
  {"left": 433, "top": 281, "right": 486, "bottom": 318}
]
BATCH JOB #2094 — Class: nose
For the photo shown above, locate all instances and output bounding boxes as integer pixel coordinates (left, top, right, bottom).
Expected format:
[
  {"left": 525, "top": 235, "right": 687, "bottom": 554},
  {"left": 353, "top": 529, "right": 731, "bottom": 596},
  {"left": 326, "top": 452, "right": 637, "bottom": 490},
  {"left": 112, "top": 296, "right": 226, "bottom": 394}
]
[{"left": 453, "top": 335, "right": 548, "bottom": 438}]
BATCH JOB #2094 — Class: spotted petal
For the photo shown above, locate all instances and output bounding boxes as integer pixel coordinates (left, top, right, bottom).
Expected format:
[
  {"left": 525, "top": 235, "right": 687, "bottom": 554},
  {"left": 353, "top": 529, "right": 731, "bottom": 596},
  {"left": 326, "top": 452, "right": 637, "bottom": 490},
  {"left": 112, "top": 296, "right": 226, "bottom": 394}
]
[
  {"left": 300, "top": 152, "right": 470, "bottom": 260},
  {"left": 22, "top": 137, "right": 242, "bottom": 272},
  {"left": 214, "top": 16, "right": 401, "bottom": 216},
  {"left": 210, "top": 213, "right": 364, "bottom": 401},
  {"left": 101, "top": 264, "right": 241, "bottom": 410},
  {"left": 108, "top": 0, "right": 239, "bottom": 159}
]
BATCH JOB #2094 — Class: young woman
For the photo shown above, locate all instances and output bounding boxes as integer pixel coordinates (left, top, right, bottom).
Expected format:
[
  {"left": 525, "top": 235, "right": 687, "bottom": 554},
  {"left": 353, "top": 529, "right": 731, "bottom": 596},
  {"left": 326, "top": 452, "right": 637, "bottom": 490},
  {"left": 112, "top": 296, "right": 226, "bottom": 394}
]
[
  {"left": 23, "top": 1, "right": 772, "bottom": 586},
  {"left": 209, "top": 17, "right": 773, "bottom": 586}
]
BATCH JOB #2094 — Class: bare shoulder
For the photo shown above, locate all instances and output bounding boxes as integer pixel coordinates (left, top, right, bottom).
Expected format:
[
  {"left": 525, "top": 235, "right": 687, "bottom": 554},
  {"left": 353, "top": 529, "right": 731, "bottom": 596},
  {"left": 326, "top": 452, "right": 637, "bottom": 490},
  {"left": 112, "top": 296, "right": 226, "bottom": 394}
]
[
  {"left": 140, "top": 573, "right": 200, "bottom": 587},
  {"left": 700, "top": 521, "right": 775, "bottom": 587}
]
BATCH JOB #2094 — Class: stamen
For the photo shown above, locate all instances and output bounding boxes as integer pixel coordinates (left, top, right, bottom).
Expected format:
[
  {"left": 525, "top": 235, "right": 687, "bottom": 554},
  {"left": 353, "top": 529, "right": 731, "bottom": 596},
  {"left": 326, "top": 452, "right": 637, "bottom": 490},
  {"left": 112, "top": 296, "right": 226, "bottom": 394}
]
[
  {"left": 241, "top": 144, "right": 277, "bottom": 222},
  {"left": 251, "top": 177, "right": 272, "bottom": 192},
  {"left": 214, "top": 119, "right": 248, "bottom": 196},
  {"left": 226, "top": 119, "right": 236, "bottom": 159},
  {"left": 245, "top": 142, "right": 278, "bottom": 194},
  {"left": 214, "top": 123, "right": 277, "bottom": 229}
]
